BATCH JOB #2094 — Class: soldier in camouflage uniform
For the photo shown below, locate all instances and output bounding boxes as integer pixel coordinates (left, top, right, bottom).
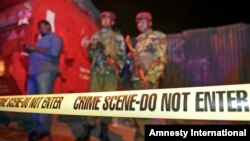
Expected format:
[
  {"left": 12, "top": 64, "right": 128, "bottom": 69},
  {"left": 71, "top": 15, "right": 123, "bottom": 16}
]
[
  {"left": 126, "top": 12, "right": 167, "bottom": 141},
  {"left": 77, "top": 11, "right": 126, "bottom": 141}
]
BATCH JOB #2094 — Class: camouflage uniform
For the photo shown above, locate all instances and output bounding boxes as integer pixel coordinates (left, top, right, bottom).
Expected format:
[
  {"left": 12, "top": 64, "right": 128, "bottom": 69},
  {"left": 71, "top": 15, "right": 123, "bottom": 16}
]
[
  {"left": 131, "top": 12, "right": 167, "bottom": 141},
  {"left": 132, "top": 29, "right": 167, "bottom": 89},
  {"left": 79, "top": 20, "right": 125, "bottom": 141},
  {"left": 88, "top": 28, "right": 126, "bottom": 92},
  {"left": 84, "top": 26, "right": 126, "bottom": 124}
]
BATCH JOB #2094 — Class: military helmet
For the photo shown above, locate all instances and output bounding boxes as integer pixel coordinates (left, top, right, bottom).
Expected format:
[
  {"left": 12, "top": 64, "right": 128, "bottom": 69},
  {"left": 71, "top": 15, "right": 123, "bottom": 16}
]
[
  {"left": 136, "top": 12, "right": 152, "bottom": 22},
  {"left": 100, "top": 11, "right": 116, "bottom": 21}
]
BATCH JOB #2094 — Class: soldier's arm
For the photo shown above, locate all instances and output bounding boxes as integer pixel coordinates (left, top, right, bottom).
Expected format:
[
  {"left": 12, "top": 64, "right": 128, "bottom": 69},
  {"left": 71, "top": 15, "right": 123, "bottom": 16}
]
[
  {"left": 146, "top": 33, "right": 167, "bottom": 84},
  {"left": 88, "top": 34, "right": 99, "bottom": 59}
]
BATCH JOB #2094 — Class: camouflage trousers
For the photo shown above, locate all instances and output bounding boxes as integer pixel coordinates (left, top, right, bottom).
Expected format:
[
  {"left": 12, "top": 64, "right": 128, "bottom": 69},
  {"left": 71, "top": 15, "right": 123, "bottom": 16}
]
[
  {"left": 58, "top": 116, "right": 98, "bottom": 137},
  {"left": 90, "top": 71, "right": 118, "bottom": 92},
  {"left": 88, "top": 71, "right": 119, "bottom": 124},
  {"left": 63, "top": 71, "right": 119, "bottom": 137},
  {"left": 132, "top": 80, "right": 158, "bottom": 90},
  {"left": 132, "top": 80, "right": 160, "bottom": 141}
]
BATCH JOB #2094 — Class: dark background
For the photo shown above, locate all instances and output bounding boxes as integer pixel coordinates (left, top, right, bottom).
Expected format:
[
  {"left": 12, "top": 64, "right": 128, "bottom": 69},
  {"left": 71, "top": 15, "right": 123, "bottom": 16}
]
[{"left": 92, "top": 0, "right": 249, "bottom": 36}]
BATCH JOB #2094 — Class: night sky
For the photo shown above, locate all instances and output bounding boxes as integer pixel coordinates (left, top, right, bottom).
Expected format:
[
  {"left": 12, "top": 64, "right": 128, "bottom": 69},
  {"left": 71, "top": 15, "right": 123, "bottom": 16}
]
[{"left": 92, "top": 0, "right": 249, "bottom": 36}]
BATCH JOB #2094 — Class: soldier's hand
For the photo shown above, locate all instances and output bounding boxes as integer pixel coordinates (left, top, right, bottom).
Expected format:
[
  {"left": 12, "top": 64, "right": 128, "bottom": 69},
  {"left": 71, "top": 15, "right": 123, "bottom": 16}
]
[
  {"left": 107, "top": 57, "right": 120, "bottom": 70},
  {"left": 127, "top": 52, "right": 133, "bottom": 58},
  {"left": 125, "top": 35, "right": 131, "bottom": 44},
  {"left": 89, "top": 43, "right": 97, "bottom": 49},
  {"left": 107, "top": 57, "right": 115, "bottom": 66},
  {"left": 141, "top": 79, "right": 150, "bottom": 89}
]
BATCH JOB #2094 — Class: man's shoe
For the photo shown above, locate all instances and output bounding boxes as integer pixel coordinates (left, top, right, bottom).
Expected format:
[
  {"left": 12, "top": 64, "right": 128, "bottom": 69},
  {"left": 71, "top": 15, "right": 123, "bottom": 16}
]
[{"left": 28, "top": 131, "right": 50, "bottom": 141}]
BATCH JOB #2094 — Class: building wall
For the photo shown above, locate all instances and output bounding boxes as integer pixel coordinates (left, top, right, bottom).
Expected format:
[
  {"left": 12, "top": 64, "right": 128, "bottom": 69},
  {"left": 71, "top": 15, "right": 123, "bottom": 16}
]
[{"left": 0, "top": 0, "right": 99, "bottom": 94}]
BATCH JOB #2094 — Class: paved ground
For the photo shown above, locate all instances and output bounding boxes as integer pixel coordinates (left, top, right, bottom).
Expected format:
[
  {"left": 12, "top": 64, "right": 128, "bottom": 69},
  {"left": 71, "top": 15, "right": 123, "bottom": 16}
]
[
  {"left": 0, "top": 116, "right": 248, "bottom": 141},
  {"left": 0, "top": 119, "right": 136, "bottom": 141},
  {"left": 0, "top": 123, "right": 136, "bottom": 141}
]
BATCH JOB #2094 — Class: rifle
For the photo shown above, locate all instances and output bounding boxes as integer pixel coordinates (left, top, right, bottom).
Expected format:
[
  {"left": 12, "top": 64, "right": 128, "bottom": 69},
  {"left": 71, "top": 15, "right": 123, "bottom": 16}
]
[
  {"left": 125, "top": 35, "right": 149, "bottom": 88},
  {"left": 94, "top": 42, "right": 121, "bottom": 79}
]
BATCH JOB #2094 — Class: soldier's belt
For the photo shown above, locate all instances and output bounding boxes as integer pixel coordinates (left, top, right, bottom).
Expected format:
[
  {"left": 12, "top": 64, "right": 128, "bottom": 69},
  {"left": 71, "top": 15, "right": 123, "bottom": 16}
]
[{"left": 0, "top": 84, "right": 250, "bottom": 121}]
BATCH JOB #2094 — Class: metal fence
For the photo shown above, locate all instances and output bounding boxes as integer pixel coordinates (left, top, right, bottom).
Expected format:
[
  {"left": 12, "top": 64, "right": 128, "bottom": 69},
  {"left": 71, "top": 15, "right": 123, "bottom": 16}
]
[{"left": 162, "top": 23, "right": 250, "bottom": 88}]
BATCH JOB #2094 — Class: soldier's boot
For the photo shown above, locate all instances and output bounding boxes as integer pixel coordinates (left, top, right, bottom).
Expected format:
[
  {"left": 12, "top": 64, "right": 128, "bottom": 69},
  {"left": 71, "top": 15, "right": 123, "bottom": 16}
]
[
  {"left": 99, "top": 123, "right": 111, "bottom": 141},
  {"left": 75, "top": 125, "right": 94, "bottom": 141}
]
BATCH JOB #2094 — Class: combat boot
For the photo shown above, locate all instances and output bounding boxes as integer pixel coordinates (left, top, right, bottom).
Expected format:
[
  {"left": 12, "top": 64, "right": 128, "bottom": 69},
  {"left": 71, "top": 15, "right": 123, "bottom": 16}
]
[
  {"left": 75, "top": 125, "right": 94, "bottom": 141},
  {"left": 99, "top": 123, "right": 111, "bottom": 141}
]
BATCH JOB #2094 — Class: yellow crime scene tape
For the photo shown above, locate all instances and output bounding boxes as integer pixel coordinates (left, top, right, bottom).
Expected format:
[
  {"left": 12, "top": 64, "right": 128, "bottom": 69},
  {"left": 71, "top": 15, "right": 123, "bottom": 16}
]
[{"left": 0, "top": 84, "right": 250, "bottom": 121}]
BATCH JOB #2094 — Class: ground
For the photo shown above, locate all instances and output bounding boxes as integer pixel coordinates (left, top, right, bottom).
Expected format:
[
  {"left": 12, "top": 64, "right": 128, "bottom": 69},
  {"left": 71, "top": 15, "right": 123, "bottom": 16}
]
[
  {"left": 0, "top": 118, "right": 136, "bottom": 141},
  {"left": 0, "top": 116, "right": 247, "bottom": 141}
]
